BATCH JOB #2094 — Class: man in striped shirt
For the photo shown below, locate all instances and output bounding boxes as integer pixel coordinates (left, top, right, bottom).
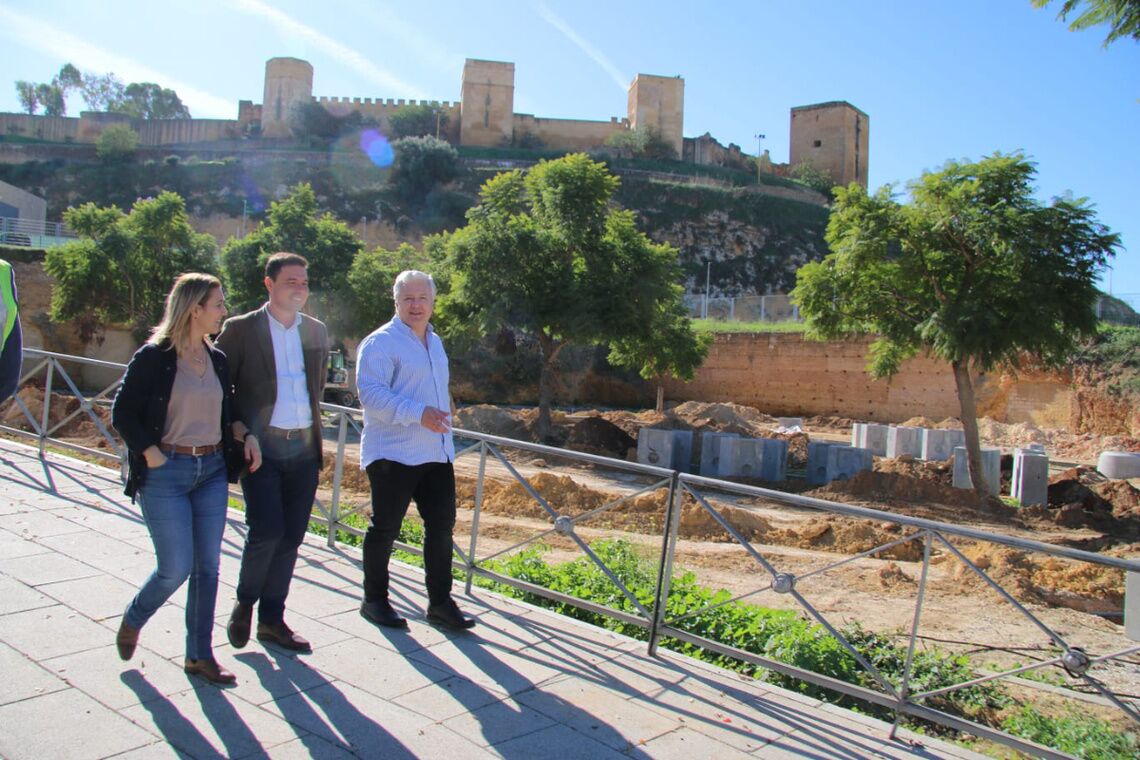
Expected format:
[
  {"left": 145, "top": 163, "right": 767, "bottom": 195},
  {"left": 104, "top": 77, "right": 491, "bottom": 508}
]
[{"left": 356, "top": 270, "right": 475, "bottom": 631}]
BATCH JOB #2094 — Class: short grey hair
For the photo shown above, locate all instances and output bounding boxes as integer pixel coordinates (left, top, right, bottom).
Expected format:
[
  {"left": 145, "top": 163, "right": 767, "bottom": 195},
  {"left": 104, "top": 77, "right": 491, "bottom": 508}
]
[{"left": 392, "top": 270, "right": 436, "bottom": 301}]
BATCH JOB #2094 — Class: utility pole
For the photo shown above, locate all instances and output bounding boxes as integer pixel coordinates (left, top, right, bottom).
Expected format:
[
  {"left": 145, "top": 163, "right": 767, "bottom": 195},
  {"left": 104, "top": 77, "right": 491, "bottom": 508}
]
[{"left": 702, "top": 260, "right": 711, "bottom": 319}]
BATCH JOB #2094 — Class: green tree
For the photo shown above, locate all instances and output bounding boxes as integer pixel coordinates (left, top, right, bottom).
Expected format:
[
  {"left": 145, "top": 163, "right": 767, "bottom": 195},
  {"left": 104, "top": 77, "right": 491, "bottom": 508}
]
[
  {"left": 14, "top": 81, "right": 38, "bottom": 114},
  {"left": 1033, "top": 0, "right": 1140, "bottom": 45},
  {"left": 387, "top": 103, "right": 449, "bottom": 140},
  {"left": 441, "top": 153, "right": 707, "bottom": 437},
  {"left": 79, "top": 72, "right": 126, "bottom": 112},
  {"left": 792, "top": 153, "right": 1118, "bottom": 500},
  {"left": 44, "top": 192, "right": 219, "bottom": 341},
  {"left": 35, "top": 83, "right": 66, "bottom": 116},
  {"left": 346, "top": 242, "right": 430, "bottom": 333},
  {"left": 118, "top": 82, "right": 191, "bottom": 119},
  {"left": 790, "top": 161, "right": 836, "bottom": 199},
  {"left": 389, "top": 135, "right": 460, "bottom": 206},
  {"left": 219, "top": 183, "right": 363, "bottom": 335},
  {"left": 95, "top": 124, "right": 140, "bottom": 162},
  {"left": 603, "top": 125, "right": 676, "bottom": 160}
]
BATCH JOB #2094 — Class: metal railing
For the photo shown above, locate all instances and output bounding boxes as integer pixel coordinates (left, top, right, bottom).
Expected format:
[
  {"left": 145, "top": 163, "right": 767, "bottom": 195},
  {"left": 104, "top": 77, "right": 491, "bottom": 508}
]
[
  {"left": 4, "top": 347, "right": 1138, "bottom": 760},
  {"left": 0, "top": 216, "right": 78, "bottom": 248}
]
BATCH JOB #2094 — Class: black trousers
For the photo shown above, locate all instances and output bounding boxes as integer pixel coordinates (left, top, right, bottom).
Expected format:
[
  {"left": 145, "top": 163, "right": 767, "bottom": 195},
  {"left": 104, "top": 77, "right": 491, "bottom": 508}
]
[
  {"left": 236, "top": 433, "right": 318, "bottom": 623},
  {"left": 363, "top": 460, "right": 456, "bottom": 606}
]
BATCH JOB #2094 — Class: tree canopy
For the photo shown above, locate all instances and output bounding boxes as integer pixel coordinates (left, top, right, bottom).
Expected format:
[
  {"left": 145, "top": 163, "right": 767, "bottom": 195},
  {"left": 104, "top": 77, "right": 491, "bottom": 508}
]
[
  {"left": 440, "top": 152, "right": 707, "bottom": 437},
  {"left": 1033, "top": 0, "right": 1140, "bottom": 45},
  {"left": 386, "top": 103, "right": 449, "bottom": 140},
  {"left": 219, "top": 183, "right": 362, "bottom": 334},
  {"left": 792, "top": 152, "right": 1118, "bottom": 498},
  {"left": 13, "top": 64, "right": 190, "bottom": 118},
  {"left": 44, "top": 192, "right": 218, "bottom": 341}
]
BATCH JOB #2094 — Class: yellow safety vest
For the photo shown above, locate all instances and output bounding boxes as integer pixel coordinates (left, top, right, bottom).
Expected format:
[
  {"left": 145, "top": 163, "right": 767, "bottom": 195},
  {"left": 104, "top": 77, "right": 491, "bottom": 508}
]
[{"left": 0, "top": 260, "right": 16, "bottom": 344}]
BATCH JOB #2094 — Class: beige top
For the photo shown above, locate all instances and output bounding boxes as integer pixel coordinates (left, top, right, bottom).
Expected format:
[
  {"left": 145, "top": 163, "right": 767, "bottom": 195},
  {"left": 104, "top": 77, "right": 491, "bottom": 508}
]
[{"left": 161, "top": 357, "right": 223, "bottom": 447}]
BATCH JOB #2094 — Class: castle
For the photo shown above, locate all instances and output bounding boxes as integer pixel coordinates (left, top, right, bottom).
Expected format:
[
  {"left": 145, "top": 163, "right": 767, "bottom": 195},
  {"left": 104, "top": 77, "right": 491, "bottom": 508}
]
[{"left": 0, "top": 56, "right": 868, "bottom": 188}]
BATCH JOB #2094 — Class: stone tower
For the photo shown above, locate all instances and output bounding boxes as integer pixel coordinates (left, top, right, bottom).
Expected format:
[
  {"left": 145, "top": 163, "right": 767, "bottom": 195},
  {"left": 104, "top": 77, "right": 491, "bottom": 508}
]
[
  {"left": 627, "top": 74, "right": 684, "bottom": 159},
  {"left": 789, "top": 101, "right": 869, "bottom": 189},
  {"left": 460, "top": 59, "right": 515, "bottom": 148},
  {"left": 261, "top": 57, "right": 314, "bottom": 139}
]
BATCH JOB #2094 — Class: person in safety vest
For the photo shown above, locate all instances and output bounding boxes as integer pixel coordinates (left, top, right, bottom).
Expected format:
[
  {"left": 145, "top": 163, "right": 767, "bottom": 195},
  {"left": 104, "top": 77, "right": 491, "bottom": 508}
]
[{"left": 0, "top": 259, "right": 21, "bottom": 400}]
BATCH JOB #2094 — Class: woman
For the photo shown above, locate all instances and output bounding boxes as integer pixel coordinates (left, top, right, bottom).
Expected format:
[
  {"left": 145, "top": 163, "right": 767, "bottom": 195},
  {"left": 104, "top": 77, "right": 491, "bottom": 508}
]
[{"left": 112, "top": 273, "right": 242, "bottom": 685}]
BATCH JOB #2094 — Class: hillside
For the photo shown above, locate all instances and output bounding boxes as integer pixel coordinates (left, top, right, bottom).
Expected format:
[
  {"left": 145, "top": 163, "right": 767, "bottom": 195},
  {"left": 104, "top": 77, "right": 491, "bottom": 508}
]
[{"left": 0, "top": 145, "right": 829, "bottom": 298}]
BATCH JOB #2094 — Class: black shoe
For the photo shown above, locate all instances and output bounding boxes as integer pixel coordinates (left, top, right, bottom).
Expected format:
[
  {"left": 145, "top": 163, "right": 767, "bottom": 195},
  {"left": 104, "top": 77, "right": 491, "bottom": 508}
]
[
  {"left": 116, "top": 617, "right": 139, "bottom": 661},
  {"left": 256, "top": 620, "right": 312, "bottom": 652},
  {"left": 426, "top": 599, "right": 476, "bottom": 630},
  {"left": 227, "top": 601, "right": 253, "bottom": 649},
  {"left": 361, "top": 600, "right": 409, "bottom": 629}
]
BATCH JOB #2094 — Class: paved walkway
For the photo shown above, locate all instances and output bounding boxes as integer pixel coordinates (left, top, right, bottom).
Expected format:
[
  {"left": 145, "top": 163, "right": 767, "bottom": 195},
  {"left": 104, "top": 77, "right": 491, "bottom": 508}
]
[{"left": 0, "top": 438, "right": 987, "bottom": 759}]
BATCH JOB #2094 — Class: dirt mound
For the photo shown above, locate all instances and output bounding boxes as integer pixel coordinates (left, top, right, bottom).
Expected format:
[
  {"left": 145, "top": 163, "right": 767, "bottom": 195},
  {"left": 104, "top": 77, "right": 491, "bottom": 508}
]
[
  {"left": 2, "top": 387, "right": 115, "bottom": 448},
  {"left": 454, "top": 404, "right": 528, "bottom": 439},
  {"left": 814, "top": 469, "right": 985, "bottom": 511},
  {"left": 950, "top": 544, "right": 1124, "bottom": 615},
  {"left": 668, "top": 401, "right": 775, "bottom": 436},
  {"left": 804, "top": 415, "right": 854, "bottom": 430},
  {"left": 565, "top": 417, "right": 635, "bottom": 459},
  {"left": 875, "top": 456, "right": 953, "bottom": 484}
]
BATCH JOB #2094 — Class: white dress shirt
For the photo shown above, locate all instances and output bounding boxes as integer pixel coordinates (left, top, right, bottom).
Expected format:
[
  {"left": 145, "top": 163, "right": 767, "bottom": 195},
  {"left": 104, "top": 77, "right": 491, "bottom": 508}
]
[
  {"left": 357, "top": 316, "right": 454, "bottom": 468},
  {"left": 267, "top": 309, "right": 312, "bottom": 429}
]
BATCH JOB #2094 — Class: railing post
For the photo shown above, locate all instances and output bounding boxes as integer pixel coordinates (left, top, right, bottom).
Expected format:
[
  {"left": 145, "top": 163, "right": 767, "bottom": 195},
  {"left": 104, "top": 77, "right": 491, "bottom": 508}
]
[
  {"left": 38, "top": 360, "right": 55, "bottom": 458},
  {"left": 464, "top": 441, "right": 488, "bottom": 595},
  {"left": 649, "top": 472, "right": 683, "bottom": 656},
  {"left": 327, "top": 410, "right": 349, "bottom": 548}
]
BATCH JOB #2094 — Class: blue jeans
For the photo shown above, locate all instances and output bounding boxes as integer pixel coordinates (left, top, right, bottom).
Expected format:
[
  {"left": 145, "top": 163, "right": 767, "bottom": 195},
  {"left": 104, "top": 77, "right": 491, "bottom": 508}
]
[
  {"left": 124, "top": 451, "right": 228, "bottom": 660},
  {"left": 235, "top": 433, "right": 318, "bottom": 623}
]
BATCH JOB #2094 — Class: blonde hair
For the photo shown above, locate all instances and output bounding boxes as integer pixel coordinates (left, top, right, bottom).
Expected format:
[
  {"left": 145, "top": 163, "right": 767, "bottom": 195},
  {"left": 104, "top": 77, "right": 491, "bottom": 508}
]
[{"left": 149, "top": 273, "right": 222, "bottom": 349}]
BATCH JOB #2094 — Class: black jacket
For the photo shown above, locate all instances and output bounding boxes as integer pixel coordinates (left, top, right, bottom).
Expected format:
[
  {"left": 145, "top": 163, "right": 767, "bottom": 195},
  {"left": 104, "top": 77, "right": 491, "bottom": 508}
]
[{"left": 111, "top": 339, "right": 242, "bottom": 501}]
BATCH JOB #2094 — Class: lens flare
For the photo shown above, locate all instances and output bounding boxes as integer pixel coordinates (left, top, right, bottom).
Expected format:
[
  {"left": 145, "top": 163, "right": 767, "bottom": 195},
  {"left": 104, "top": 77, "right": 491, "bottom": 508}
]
[{"left": 359, "top": 129, "right": 394, "bottom": 167}]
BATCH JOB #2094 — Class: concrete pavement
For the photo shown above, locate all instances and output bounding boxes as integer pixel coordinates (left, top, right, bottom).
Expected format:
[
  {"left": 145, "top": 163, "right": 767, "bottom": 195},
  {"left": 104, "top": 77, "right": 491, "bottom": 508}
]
[{"left": 0, "top": 437, "right": 987, "bottom": 759}]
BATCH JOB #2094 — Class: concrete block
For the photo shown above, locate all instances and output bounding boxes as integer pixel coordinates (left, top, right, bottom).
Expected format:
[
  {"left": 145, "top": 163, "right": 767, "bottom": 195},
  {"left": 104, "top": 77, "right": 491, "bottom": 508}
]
[
  {"left": 807, "top": 442, "right": 839, "bottom": 486},
  {"left": 920, "top": 429, "right": 965, "bottom": 461},
  {"left": 776, "top": 417, "right": 804, "bottom": 431},
  {"left": 827, "top": 445, "right": 873, "bottom": 481},
  {"left": 886, "top": 426, "right": 923, "bottom": 459},
  {"left": 1011, "top": 450, "right": 1049, "bottom": 507},
  {"left": 698, "top": 432, "right": 738, "bottom": 476},
  {"left": 722, "top": 437, "right": 763, "bottom": 478},
  {"left": 851, "top": 423, "right": 864, "bottom": 448},
  {"left": 637, "top": 429, "right": 693, "bottom": 472},
  {"left": 758, "top": 438, "right": 788, "bottom": 482},
  {"left": 862, "top": 424, "right": 888, "bottom": 457},
  {"left": 952, "top": 446, "right": 1001, "bottom": 496},
  {"left": 1097, "top": 451, "right": 1140, "bottom": 480},
  {"left": 721, "top": 437, "right": 787, "bottom": 482}
]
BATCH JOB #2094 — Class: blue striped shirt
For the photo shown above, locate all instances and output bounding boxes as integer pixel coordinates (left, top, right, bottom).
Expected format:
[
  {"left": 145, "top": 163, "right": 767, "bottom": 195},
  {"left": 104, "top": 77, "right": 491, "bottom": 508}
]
[{"left": 356, "top": 316, "right": 454, "bottom": 468}]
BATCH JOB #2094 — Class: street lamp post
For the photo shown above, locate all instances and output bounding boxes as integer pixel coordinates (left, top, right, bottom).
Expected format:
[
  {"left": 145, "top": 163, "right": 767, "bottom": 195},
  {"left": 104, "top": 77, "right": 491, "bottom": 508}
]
[{"left": 754, "top": 133, "right": 766, "bottom": 157}]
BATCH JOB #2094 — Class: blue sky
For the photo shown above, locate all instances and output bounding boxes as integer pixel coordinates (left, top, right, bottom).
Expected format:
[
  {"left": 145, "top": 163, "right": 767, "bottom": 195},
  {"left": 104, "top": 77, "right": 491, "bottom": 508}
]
[{"left": 1, "top": 0, "right": 1137, "bottom": 296}]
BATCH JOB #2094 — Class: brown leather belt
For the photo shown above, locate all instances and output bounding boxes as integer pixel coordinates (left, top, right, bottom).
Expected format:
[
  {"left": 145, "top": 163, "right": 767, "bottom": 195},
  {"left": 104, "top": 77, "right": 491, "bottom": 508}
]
[
  {"left": 159, "top": 442, "right": 223, "bottom": 457},
  {"left": 265, "top": 426, "right": 312, "bottom": 440}
]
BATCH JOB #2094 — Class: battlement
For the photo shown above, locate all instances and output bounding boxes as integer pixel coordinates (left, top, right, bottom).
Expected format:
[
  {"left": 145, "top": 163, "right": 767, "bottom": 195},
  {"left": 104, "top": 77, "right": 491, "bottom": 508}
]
[{"left": 315, "top": 96, "right": 455, "bottom": 109}]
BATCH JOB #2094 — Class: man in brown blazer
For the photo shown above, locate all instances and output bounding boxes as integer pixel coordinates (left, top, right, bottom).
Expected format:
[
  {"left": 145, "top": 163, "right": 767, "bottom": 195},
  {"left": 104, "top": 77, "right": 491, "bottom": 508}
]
[{"left": 216, "top": 252, "right": 329, "bottom": 653}]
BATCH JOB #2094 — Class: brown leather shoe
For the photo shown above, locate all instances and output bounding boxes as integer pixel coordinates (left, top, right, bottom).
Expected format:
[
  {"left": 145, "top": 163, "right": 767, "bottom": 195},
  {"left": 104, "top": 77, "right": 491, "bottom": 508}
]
[
  {"left": 227, "top": 601, "right": 253, "bottom": 649},
  {"left": 184, "top": 657, "right": 237, "bottom": 685},
  {"left": 256, "top": 621, "right": 312, "bottom": 652},
  {"left": 116, "top": 618, "right": 139, "bottom": 661}
]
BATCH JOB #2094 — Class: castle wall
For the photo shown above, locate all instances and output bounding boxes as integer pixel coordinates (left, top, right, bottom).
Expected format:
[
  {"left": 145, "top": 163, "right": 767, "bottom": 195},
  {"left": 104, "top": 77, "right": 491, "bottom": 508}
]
[
  {"left": 460, "top": 59, "right": 515, "bottom": 147},
  {"left": 513, "top": 114, "right": 627, "bottom": 151},
  {"left": 789, "top": 101, "right": 868, "bottom": 189},
  {"left": 137, "top": 119, "right": 241, "bottom": 146},
  {"left": 0, "top": 113, "right": 80, "bottom": 143},
  {"left": 314, "top": 97, "right": 461, "bottom": 143},
  {"left": 627, "top": 74, "right": 684, "bottom": 159}
]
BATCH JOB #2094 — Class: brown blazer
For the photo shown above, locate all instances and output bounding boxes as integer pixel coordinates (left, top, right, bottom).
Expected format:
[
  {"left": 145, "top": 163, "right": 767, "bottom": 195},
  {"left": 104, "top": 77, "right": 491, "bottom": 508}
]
[{"left": 215, "top": 305, "right": 329, "bottom": 466}]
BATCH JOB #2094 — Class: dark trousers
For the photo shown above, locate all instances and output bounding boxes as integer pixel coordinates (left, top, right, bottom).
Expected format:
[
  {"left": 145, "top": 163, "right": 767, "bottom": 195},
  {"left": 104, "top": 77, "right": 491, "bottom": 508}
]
[
  {"left": 363, "top": 460, "right": 456, "bottom": 606},
  {"left": 236, "top": 433, "right": 318, "bottom": 623}
]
